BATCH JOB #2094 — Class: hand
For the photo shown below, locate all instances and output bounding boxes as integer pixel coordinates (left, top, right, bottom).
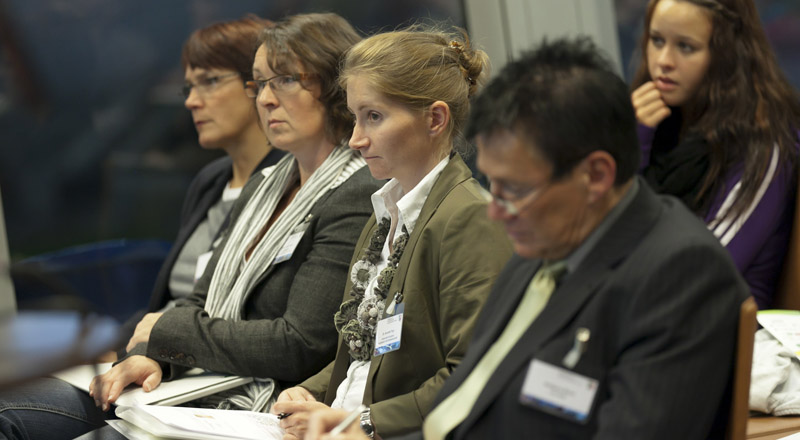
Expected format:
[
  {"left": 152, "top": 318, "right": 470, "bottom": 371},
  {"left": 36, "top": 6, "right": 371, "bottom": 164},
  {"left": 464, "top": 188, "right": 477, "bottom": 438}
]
[
  {"left": 306, "top": 407, "right": 370, "bottom": 440},
  {"left": 88, "top": 355, "right": 162, "bottom": 411},
  {"left": 274, "top": 386, "right": 318, "bottom": 405},
  {"left": 271, "top": 400, "right": 329, "bottom": 440},
  {"left": 126, "top": 312, "right": 163, "bottom": 352},
  {"left": 631, "top": 81, "right": 671, "bottom": 128}
]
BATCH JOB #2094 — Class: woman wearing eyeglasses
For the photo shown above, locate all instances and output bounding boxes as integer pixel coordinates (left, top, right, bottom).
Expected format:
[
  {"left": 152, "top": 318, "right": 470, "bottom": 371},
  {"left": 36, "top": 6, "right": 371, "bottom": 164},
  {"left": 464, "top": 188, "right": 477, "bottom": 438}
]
[
  {"left": 270, "top": 27, "right": 512, "bottom": 439},
  {"left": 0, "top": 13, "right": 380, "bottom": 440},
  {"left": 103, "top": 15, "right": 287, "bottom": 364}
]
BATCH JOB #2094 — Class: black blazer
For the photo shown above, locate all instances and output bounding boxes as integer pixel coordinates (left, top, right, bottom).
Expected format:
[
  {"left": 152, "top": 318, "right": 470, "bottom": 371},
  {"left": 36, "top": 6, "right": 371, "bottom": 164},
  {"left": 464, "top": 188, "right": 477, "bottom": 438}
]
[{"left": 399, "top": 178, "right": 750, "bottom": 439}]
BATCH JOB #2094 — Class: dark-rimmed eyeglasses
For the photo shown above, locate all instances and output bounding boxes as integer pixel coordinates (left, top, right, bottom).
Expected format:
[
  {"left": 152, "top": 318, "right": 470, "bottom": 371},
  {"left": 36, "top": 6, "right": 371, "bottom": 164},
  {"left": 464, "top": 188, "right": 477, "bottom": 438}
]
[
  {"left": 244, "top": 73, "right": 317, "bottom": 98},
  {"left": 182, "top": 73, "right": 240, "bottom": 99}
]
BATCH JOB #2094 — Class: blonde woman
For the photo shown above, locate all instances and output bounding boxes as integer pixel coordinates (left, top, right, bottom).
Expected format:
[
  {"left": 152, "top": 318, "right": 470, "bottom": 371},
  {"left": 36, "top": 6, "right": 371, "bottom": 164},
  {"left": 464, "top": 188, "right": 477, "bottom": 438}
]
[{"left": 272, "top": 28, "right": 513, "bottom": 439}]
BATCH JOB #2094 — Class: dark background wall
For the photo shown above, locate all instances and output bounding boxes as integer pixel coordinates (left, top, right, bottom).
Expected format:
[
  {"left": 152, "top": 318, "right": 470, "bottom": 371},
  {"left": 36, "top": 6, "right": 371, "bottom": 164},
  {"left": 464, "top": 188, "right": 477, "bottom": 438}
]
[{"left": 0, "top": 0, "right": 797, "bottom": 259}]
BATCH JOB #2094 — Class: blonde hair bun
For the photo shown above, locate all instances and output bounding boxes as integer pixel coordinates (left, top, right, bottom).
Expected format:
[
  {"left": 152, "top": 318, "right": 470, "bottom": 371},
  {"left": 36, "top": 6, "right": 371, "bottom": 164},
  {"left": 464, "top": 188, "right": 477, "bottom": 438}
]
[{"left": 340, "top": 24, "right": 490, "bottom": 153}]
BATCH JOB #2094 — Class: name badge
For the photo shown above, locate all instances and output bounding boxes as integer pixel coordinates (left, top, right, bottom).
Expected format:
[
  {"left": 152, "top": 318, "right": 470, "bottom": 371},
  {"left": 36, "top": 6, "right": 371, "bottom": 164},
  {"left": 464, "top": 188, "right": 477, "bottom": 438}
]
[
  {"left": 519, "top": 359, "right": 598, "bottom": 424},
  {"left": 374, "top": 312, "right": 403, "bottom": 356},
  {"left": 273, "top": 221, "right": 310, "bottom": 264},
  {"left": 194, "top": 251, "right": 213, "bottom": 283}
]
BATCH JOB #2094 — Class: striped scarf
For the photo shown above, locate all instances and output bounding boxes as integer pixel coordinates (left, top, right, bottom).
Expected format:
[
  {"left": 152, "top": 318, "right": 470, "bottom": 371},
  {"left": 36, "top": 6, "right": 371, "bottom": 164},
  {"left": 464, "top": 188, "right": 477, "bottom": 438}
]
[{"left": 202, "top": 144, "right": 365, "bottom": 411}]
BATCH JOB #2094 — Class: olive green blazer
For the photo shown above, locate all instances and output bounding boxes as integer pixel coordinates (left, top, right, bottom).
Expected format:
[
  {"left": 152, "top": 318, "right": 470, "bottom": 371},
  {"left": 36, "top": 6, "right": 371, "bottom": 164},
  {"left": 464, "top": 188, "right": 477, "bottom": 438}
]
[{"left": 300, "top": 155, "right": 513, "bottom": 437}]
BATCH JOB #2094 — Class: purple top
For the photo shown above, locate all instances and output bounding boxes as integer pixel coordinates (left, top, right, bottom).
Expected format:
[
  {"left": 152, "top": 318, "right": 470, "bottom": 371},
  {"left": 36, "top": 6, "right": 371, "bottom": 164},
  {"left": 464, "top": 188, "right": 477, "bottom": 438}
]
[{"left": 638, "top": 123, "right": 795, "bottom": 309}]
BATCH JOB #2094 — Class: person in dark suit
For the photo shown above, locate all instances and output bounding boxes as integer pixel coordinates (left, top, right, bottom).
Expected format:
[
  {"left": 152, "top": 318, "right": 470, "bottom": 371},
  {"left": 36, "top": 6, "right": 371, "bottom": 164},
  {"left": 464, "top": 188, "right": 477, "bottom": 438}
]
[{"left": 306, "top": 37, "right": 751, "bottom": 440}]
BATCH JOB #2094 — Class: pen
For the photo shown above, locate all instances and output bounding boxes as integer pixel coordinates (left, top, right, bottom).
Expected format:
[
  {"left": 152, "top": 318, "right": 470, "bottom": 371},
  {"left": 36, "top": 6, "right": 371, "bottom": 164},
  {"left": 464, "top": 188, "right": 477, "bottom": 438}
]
[
  {"left": 277, "top": 412, "right": 292, "bottom": 420},
  {"left": 329, "top": 404, "right": 367, "bottom": 436}
]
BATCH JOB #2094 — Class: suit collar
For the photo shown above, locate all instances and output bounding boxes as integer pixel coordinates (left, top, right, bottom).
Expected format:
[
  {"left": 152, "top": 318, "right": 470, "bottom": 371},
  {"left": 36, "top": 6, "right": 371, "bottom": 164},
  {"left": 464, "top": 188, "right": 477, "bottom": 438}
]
[{"left": 378, "top": 154, "right": 471, "bottom": 299}]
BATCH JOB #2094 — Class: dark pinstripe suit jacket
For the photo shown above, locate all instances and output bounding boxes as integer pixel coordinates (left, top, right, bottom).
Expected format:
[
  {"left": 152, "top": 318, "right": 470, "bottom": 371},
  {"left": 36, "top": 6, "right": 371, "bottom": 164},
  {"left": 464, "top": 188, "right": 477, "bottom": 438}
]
[{"left": 399, "top": 178, "right": 750, "bottom": 440}]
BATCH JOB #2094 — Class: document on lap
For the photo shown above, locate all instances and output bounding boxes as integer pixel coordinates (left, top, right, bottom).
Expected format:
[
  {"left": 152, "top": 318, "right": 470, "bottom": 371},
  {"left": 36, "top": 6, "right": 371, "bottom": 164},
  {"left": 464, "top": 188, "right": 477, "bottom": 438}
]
[
  {"left": 110, "top": 404, "right": 284, "bottom": 440},
  {"left": 52, "top": 363, "right": 253, "bottom": 406}
]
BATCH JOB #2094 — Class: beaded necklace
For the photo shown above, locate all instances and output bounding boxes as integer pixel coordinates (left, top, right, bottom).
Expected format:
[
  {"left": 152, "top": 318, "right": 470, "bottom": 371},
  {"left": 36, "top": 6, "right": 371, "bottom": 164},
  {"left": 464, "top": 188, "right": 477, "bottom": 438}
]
[{"left": 334, "top": 217, "right": 409, "bottom": 361}]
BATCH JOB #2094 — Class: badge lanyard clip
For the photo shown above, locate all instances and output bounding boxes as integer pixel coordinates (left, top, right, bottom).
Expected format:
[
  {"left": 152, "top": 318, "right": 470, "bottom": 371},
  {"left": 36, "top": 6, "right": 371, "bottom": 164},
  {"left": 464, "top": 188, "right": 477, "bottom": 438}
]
[{"left": 562, "top": 327, "right": 590, "bottom": 369}]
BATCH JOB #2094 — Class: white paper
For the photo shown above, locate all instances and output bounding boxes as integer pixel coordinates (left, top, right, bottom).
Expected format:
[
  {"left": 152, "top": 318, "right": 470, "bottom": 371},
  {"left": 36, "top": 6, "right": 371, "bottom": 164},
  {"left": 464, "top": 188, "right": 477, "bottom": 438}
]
[
  {"left": 107, "top": 419, "right": 165, "bottom": 440},
  {"left": 52, "top": 363, "right": 253, "bottom": 406},
  {"left": 116, "top": 404, "right": 284, "bottom": 440},
  {"left": 757, "top": 310, "right": 800, "bottom": 361}
]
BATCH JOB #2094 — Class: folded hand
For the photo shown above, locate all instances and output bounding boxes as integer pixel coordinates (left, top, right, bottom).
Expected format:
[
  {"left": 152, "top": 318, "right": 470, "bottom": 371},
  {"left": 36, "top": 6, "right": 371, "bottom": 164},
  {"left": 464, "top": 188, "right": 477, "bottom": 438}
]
[{"left": 88, "top": 355, "right": 162, "bottom": 411}]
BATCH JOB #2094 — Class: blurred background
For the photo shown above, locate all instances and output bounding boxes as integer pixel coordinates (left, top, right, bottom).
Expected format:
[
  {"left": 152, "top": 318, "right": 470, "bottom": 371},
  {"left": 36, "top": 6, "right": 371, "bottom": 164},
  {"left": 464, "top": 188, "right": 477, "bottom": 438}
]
[{"left": 0, "top": 0, "right": 798, "bottom": 316}]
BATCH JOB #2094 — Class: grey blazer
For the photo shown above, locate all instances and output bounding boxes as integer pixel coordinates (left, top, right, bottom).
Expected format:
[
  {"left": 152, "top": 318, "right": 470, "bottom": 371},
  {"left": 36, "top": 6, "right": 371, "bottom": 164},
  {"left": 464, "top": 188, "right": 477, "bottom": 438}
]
[
  {"left": 397, "top": 178, "right": 750, "bottom": 439},
  {"left": 124, "top": 166, "right": 382, "bottom": 388},
  {"left": 117, "top": 149, "right": 285, "bottom": 352}
]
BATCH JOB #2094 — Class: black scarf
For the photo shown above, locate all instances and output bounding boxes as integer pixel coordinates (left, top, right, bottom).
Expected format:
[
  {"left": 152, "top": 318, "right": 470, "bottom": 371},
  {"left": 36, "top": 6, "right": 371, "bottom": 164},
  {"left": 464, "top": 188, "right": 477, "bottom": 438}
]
[{"left": 642, "top": 111, "right": 711, "bottom": 215}]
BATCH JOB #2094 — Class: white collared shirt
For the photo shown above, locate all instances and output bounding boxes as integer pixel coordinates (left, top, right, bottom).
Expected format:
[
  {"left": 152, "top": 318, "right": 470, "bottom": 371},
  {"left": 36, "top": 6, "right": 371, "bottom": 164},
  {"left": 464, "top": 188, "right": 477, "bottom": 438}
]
[{"left": 331, "top": 156, "right": 450, "bottom": 410}]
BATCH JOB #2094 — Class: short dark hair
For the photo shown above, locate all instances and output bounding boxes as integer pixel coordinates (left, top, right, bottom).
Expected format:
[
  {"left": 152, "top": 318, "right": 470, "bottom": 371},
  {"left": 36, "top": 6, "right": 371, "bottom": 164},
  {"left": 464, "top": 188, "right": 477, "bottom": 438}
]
[
  {"left": 181, "top": 15, "right": 272, "bottom": 82},
  {"left": 258, "top": 13, "right": 361, "bottom": 145},
  {"left": 468, "top": 37, "right": 639, "bottom": 185}
]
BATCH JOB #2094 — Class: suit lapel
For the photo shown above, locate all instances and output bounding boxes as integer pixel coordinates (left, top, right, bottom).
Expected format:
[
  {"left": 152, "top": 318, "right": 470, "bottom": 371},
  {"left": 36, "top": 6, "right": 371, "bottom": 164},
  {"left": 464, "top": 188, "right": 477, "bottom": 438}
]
[
  {"left": 365, "top": 156, "right": 472, "bottom": 398},
  {"left": 248, "top": 171, "right": 354, "bottom": 293},
  {"left": 460, "top": 178, "right": 664, "bottom": 429}
]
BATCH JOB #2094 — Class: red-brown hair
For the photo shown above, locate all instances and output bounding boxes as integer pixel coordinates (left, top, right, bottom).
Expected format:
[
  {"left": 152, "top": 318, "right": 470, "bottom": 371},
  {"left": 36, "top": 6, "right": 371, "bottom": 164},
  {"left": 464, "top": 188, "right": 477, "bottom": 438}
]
[{"left": 181, "top": 15, "right": 272, "bottom": 82}]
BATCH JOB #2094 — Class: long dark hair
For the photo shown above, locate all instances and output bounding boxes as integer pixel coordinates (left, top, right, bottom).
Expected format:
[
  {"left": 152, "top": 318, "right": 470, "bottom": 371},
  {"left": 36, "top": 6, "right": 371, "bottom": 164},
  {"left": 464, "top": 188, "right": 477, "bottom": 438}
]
[{"left": 632, "top": 0, "right": 800, "bottom": 221}]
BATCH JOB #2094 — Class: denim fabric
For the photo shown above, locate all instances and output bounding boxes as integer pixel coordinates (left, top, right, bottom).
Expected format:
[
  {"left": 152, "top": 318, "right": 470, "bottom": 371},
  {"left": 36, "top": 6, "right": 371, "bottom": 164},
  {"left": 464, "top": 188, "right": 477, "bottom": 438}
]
[
  {"left": 73, "top": 425, "right": 125, "bottom": 440},
  {"left": 0, "top": 378, "right": 109, "bottom": 440}
]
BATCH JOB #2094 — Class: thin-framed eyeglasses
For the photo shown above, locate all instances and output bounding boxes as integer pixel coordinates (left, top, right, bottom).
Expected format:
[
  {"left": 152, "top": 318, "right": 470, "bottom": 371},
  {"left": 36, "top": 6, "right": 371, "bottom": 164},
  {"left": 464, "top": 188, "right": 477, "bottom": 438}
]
[
  {"left": 182, "top": 72, "right": 240, "bottom": 99},
  {"left": 478, "top": 181, "right": 548, "bottom": 216},
  {"left": 244, "top": 73, "right": 317, "bottom": 98}
]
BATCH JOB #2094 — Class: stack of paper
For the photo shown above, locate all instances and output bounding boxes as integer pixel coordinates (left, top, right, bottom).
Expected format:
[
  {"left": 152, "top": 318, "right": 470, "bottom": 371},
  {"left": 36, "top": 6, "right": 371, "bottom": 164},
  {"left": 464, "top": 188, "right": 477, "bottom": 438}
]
[
  {"left": 53, "top": 363, "right": 253, "bottom": 406},
  {"left": 109, "top": 404, "right": 284, "bottom": 440},
  {"left": 757, "top": 310, "right": 800, "bottom": 361}
]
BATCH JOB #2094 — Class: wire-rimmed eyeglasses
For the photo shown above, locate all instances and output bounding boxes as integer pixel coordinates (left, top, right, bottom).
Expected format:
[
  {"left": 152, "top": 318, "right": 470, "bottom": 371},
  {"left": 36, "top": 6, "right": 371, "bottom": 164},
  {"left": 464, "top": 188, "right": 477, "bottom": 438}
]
[{"left": 244, "top": 73, "right": 317, "bottom": 98}]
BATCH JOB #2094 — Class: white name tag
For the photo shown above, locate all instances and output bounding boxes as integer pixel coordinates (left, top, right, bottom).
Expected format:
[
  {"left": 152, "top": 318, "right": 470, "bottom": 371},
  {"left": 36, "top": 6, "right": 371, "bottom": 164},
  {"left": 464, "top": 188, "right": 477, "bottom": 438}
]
[
  {"left": 273, "top": 222, "right": 310, "bottom": 264},
  {"left": 194, "top": 251, "right": 213, "bottom": 283},
  {"left": 519, "top": 359, "right": 598, "bottom": 424},
  {"left": 373, "top": 313, "right": 403, "bottom": 356}
]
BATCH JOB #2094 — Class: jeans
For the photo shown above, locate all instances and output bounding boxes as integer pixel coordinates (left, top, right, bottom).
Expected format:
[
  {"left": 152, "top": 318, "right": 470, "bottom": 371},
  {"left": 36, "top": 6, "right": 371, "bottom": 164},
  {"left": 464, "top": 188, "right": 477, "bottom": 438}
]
[
  {"left": 73, "top": 425, "right": 125, "bottom": 440},
  {"left": 0, "top": 377, "right": 109, "bottom": 440}
]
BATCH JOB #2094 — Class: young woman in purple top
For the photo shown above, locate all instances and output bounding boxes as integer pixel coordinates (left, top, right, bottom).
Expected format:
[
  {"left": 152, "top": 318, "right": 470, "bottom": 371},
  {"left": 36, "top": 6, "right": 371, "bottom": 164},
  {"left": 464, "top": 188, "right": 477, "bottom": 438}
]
[{"left": 631, "top": 0, "right": 800, "bottom": 308}]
